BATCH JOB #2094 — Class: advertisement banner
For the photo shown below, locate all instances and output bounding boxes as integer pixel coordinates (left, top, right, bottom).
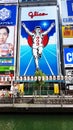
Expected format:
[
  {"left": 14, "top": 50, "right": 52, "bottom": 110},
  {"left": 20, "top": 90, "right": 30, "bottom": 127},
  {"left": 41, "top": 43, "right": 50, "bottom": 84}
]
[
  {"left": 19, "top": 6, "right": 60, "bottom": 76},
  {"left": 62, "top": 25, "right": 73, "bottom": 45},
  {"left": 65, "top": 69, "right": 73, "bottom": 84},
  {"left": 65, "top": 69, "right": 73, "bottom": 76},
  {"left": 0, "top": 5, "right": 17, "bottom": 77},
  {"left": 61, "top": 0, "right": 73, "bottom": 25},
  {"left": 64, "top": 48, "right": 73, "bottom": 67}
]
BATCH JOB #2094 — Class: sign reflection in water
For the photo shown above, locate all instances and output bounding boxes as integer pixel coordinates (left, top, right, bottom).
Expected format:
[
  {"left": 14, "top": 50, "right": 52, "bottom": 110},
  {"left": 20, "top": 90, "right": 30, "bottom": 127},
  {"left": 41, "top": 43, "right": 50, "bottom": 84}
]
[{"left": 0, "top": 114, "right": 73, "bottom": 130}]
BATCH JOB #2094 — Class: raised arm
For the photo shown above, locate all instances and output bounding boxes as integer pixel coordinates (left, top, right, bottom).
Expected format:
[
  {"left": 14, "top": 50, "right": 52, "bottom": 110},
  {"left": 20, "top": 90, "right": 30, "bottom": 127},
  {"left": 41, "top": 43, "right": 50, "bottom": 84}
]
[
  {"left": 22, "top": 23, "right": 34, "bottom": 36},
  {"left": 42, "top": 22, "right": 55, "bottom": 35}
]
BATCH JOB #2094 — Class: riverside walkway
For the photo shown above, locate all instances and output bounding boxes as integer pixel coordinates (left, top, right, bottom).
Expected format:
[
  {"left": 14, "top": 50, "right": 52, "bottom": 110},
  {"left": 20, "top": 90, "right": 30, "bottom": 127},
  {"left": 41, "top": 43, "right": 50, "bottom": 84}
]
[{"left": 0, "top": 95, "right": 73, "bottom": 108}]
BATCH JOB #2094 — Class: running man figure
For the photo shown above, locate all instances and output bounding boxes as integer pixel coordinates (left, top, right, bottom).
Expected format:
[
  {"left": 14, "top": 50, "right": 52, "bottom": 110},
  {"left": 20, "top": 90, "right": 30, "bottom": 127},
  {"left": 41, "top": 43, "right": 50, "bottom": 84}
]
[{"left": 22, "top": 22, "right": 55, "bottom": 70}]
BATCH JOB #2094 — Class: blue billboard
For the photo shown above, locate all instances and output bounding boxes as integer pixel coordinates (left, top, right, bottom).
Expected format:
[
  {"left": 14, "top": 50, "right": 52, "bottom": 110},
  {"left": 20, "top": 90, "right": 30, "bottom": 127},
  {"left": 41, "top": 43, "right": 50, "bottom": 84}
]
[
  {"left": 61, "top": 0, "right": 73, "bottom": 25},
  {"left": 0, "top": 5, "right": 17, "bottom": 25},
  {"left": 64, "top": 48, "right": 73, "bottom": 67},
  {"left": 67, "top": 0, "right": 73, "bottom": 16}
]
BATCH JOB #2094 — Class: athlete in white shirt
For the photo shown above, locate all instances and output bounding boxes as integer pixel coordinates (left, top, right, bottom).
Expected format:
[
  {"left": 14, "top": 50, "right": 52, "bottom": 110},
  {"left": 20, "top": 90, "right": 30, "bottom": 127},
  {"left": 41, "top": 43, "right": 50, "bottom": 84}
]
[{"left": 22, "top": 22, "right": 55, "bottom": 70}]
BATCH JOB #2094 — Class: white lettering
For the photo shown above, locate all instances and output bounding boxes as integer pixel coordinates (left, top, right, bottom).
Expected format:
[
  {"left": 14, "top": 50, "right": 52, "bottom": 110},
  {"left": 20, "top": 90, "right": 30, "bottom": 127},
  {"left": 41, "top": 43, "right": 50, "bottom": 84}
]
[{"left": 66, "top": 53, "right": 73, "bottom": 62}]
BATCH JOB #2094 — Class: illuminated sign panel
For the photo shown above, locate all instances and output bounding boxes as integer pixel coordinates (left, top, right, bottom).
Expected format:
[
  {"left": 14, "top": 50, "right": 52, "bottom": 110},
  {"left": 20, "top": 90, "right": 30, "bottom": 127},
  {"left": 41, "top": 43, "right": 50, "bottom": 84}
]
[
  {"left": 67, "top": 0, "right": 73, "bottom": 16},
  {"left": 62, "top": 25, "right": 73, "bottom": 45},
  {"left": 61, "top": 0, "right": 73, "bottom": 25},
  {"left": 19, "top": 6, "right": 60, "bottom": 76},
  {"left": 0, "top": 5, "right": 18, "bottom": 76},
  {"left": 64, "top": 48, "right": 73, "bottom": 67}
]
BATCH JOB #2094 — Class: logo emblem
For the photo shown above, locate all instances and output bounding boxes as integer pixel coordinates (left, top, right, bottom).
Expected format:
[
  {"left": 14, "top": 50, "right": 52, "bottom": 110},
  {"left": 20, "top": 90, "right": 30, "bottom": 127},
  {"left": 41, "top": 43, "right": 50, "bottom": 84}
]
[{"left": 0, "top": 8, "right": 11, "bottom": 21}]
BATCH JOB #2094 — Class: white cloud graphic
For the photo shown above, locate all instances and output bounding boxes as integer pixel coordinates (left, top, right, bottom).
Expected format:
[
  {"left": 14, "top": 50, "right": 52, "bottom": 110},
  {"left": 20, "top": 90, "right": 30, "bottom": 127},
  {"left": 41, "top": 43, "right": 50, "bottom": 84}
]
[
  {"left": 48, "top": 33, "right": 57, "bottom": 44},
  {"left": 20, "top": 36, "right": 28, "bottom": 45}
]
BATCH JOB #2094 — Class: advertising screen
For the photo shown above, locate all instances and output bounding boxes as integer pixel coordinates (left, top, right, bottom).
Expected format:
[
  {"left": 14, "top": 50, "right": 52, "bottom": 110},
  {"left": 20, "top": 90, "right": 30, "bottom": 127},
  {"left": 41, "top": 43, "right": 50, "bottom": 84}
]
[
  {"left": 64, "top": 48, "right": 73, "bottom": 68},
  {"left": 61, "top": 0, "right": 73, "bottom": 25},
  {"left": 0, "top": 5, "right": 18, "bottom": 77},
  {"left": 19, "top": 6, "right": 60, "bottom": 76},
  {"left": 62, "top": 25, "right": 73, "bottom": 45}
]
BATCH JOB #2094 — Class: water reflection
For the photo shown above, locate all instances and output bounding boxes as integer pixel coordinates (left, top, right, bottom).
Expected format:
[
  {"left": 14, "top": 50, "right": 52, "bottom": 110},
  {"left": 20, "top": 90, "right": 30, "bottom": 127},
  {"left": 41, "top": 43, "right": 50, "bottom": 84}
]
[{"left": 0, "top": 114, "right": 73, "bottom": 130}]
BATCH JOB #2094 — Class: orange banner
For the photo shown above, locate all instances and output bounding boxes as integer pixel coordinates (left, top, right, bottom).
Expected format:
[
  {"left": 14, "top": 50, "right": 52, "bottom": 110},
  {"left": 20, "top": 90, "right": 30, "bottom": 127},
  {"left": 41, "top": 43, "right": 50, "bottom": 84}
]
[{"left": 62, "top": 26, "right": 73, "bottom": 38}]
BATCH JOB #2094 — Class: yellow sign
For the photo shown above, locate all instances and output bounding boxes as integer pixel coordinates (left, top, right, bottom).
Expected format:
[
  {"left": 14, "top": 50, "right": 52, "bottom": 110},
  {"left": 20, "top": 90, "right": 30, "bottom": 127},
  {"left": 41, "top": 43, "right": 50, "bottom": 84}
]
[
  {"left": 62, "top": 26, "right": 73, "bottom": 38},
  {"left": 54, "top": 83, "right": 59, "bottom": 94},
  {"left": 18, "top": 83, "right": 24, "bottom": 93}
]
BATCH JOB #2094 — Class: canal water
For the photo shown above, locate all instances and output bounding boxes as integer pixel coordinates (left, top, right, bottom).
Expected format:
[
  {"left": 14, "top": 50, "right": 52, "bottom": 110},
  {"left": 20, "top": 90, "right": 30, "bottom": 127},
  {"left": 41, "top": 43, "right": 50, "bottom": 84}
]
[{"left": 0, "top": 114, "right": 73, "bottom": 130}]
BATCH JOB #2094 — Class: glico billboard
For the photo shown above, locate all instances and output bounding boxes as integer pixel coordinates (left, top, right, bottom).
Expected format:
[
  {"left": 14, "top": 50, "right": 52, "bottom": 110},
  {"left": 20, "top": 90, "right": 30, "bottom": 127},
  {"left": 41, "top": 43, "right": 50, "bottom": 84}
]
[
  {"left": 19, "top": 6, "right": 60, "bottom": 76},
  {"left": 0, "top": 5, "right": 18, "bottom": 77}
]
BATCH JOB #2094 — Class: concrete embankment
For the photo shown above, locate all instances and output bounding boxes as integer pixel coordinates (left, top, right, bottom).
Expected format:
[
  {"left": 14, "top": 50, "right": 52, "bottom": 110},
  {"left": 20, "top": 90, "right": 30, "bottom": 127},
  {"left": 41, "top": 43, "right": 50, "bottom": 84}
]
[{"left": 0, "top": 95, "right": 73, "bottom": 113}]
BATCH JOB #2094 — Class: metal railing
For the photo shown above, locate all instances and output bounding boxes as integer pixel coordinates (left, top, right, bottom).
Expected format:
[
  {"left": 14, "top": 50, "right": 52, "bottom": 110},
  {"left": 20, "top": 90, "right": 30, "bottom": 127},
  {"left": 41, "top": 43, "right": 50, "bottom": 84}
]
[{"left": 0, "top": 94, "right": 73, "bottom": 107}]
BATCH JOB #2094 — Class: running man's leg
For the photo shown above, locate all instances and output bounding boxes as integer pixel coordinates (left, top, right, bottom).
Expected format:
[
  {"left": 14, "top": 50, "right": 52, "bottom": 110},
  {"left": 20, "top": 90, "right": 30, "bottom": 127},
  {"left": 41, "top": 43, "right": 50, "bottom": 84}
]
[
  {"left": 32, "top": 48, "right": 39, "bottom": 70},
  {"left": 38, "top": 46, "right": 43, "bottom": 58}
]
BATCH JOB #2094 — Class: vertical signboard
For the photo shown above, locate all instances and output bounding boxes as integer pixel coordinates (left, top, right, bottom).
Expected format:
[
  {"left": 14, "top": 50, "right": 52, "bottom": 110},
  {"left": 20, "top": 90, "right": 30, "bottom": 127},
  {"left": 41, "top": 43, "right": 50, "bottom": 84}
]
[
  {"left": 0, "top": 5, "right": 17, "bottom": 77},
  {"left": 61, "top": 0, "right": 73, "bottom": 25},
  {"left": 19, "top": 6, "right": 60, "bottom": 76},
  {"left": 61, "top": 0, "right": 73, "bottom": 79}
]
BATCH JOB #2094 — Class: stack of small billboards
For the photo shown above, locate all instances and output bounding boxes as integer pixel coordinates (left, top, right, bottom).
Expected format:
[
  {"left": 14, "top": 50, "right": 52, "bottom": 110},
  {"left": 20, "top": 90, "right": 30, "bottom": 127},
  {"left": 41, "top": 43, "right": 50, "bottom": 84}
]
[
  {"left": 0, "top": 0, "right": 18, "bottom": 85},
  {"left": 61, "top": 0, "right": 73, "bottom": 90}
]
